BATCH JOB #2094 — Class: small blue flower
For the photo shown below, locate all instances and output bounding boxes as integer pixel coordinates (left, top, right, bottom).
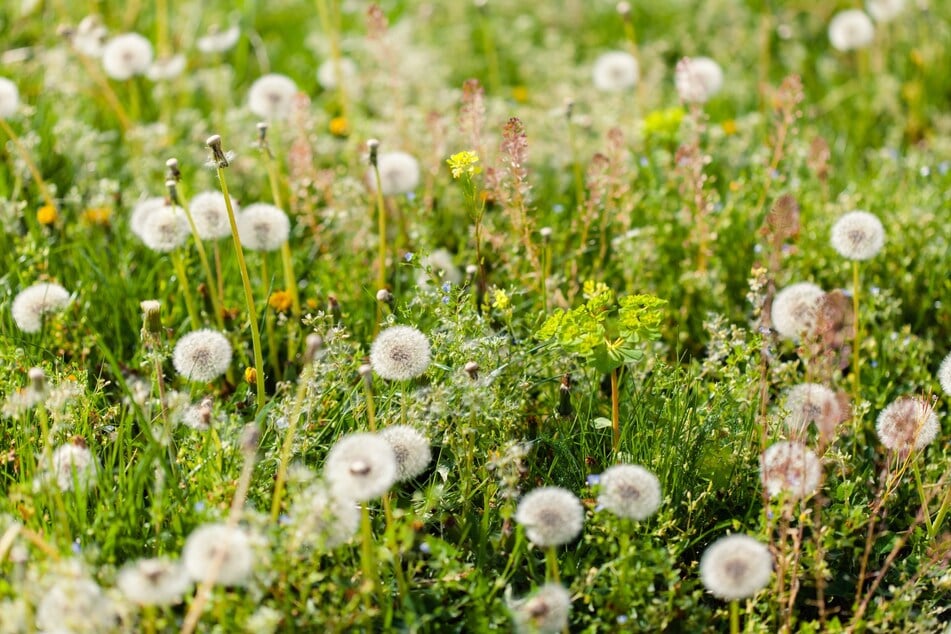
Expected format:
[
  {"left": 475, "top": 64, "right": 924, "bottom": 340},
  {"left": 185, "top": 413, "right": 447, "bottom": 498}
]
[
  {"left": 553, "top": 204, "right": 564, "bottom": 214},
  {"left": 441, "top": 281, "right": 452, "bottom": 293},
  {"left": 194, "top": 501, "right": 206, "bottom": 512},
  {"left": 71, "top": 539, "right": 82, "bottom": 554},
  {"left": 419, "top": 542, "right": 432, "bottom": 554},
  {"left": 404, "top": 252, "right": 414, "bottom": 262},
  {"left": 586, "top": 473, "right": 601, "bottom": 486},
  {"left": 617, "top": 615, "right": 629, "bottom": 625},
  {"left": 639, "top": 156, "right": 649, "bottom": 167}
]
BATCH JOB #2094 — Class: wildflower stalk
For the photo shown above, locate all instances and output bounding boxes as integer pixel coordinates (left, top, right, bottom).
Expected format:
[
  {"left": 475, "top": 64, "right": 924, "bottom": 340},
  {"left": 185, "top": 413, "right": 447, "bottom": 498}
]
[
  {"left": 269, "top": 364, "right": 312, "bottom": 522},
  {"left": 167, "top": 172, "right": 226, "bottom": 330},
  {"left": 260, "top": 257, "right": 281, "bottom": 380},
  {"left": 729, "top": 600, "right": 740, "bottom": 634},
  {"left": 369, "top": 140, "right": 387, "bottom": 331},
  {"left": 70, "top": 50, "right": 132, "bottom": 132},
  {"left": 850, "top": 261, "right": 861, "bottom": 404},
  {"left": 315, "top": 0, "right": 349, "bottom": 121},
  {"left": 0, "top": 118, "right": 56, "bottom": 211},
  {"left": 610, "top": 367, "right": 621, "bottom": 454},
  {"left": 544, "top": 546, "right": 561, "bottom": 582},
  {"left": 911, "top": 460, "right": 933, "bottom": 535},
  {"left": 359, "top": 505, "right": 378, "bottom": 610},
  {"left": 362, "top": 367, "right": 378, "bottom": 432},
  {"left": 208, "top": 135, "right": 266, "bottom": 411},
  {"left": 475, "top": 1, "right": 501, "bottom": 94},
  {"left": 180, "top": 425, "right": 259, "bottom": 634},
  {"left": 170, "top": 250, "right": 201, "bottom": 329},
  {"left": 565, "top": 103, "right": 585, "bottom": 223},
  {"left": 446, "top": 150, "right": 486, "bottom": 297}
]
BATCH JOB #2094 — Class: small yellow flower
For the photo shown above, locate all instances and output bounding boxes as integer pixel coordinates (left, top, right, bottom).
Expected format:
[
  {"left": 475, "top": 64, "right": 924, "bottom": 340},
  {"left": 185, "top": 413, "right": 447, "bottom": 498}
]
[
  {"left": 721, "top": 119, "right": 738, "bottom": 136},
  {"left": 511, "top": 86, "right": 529, "bottom": 103},
  {"left": 268, "top": 290, "right": 292, "bottom": 313},
  {"left": 446, "top": 151, "right": 481, "bottom": 179},
  {"left": 37, "top": 205, "right": 57, "bottom": 225},
  {"left": 81, "top": 207, "right": 112, "bottom": 226},
  {"left": 642, "top": 107, "right": 685, "bottom": 137},
  {"left": 329, "top": 116, "right": 349, "bottom": 137},
  {"left": 491, "top": 288, "right": 510, "bottom": 310},
  {"left": 244, "top": 367, "right": 257, "bottom": 385},
  {"left": 729, "top": 180, "right": 741, "bottom": 192},
  {"left": 306, "top": 298, "right": 319, "bottom": 310}
]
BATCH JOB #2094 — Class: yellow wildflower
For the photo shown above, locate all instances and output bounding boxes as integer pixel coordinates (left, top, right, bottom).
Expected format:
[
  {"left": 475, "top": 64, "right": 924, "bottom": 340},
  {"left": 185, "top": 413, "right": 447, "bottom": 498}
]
[
  {"left": 446, "top": 151, "right": 481, "bottom": 179},
  {"left": 37, "top": 205, "right": 57, "bottom": 225},
  {"left": 491, "top": 288, "right": 510, "bottom": 310},
  {"left": 244, "top": 367, "right": 257, "bottom": 385},
  {"left": 721, "top": 119, "right": 738, "bottom": 136},
  {"left": 642, "top": 107, "right": 685, "bottom": 137},
  {"left": 329, "top": 116, "right": 349, "bottom": 137},
  {"left": 511, "top": 86, "right": 529, "bottom": 103},
  {"left": 268, "top": 290, "right": 292, "bottom": 313},
  {"left": 81, "top": 207, "right": 112, "bottom": 226}
]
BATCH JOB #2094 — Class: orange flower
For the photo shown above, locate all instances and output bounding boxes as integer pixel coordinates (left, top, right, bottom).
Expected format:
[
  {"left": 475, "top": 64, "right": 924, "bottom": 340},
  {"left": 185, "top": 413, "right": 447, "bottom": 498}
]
[
  {"left": 269, "top": 290, "right": 292, "bottom": 313},
  {"left": 37, "top": 205, "right": 57, "bottom": 225},
  {"left": 329, "top": 116, "right": 349, "bottom": 137},
  {"left": 81, "top": 207, "right": 112, "bottom": 226}
]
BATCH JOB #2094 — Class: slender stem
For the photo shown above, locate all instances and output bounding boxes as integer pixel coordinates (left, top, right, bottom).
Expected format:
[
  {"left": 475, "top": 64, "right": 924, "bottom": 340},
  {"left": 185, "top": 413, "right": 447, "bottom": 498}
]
[
  {"left": 261, "top": 142, "right": 301, "bottom": 317},
  {"left": 174, "top": 185, "right": 225, "bottom": 330},
  {"left": 929, "top": 486, "right": 950, "bottom": 540},
  {"left": 363, "top": 375, "right": 377, "bottom": 432},
  {"left": 315, "top": 0, "right": 349, "bottom": 121},
  {"left": 851, "top": 260, "right": 861, "bottom": 404},
  {"left": 477, "top": 6, "right": 501, "bottom": 94},
  {"left": 360, "top": 504, "right": 377, "bottom": 609},
  {"left": 216, "top": 166, "right": 266, "bottom": 411},
  {"left": 372, "top": 162, "right": 388, "bottom": 333},
  {"left": 911, "top": 460, "right": 933, "bottom": 535},
  {"left": 730, "top": 600, "right": 740, "bottom": 634},
  {"left": 545, "top": 546, "right": 561, "bottom": 582},
  {"left": 170, "top": 251, "right": 201, "bottom": 330},
  {"left": 0, "top": 118, "right": 56, "bottom": 210},
  {"left": 261, "top": 257, "right": 281, "bottom": 380},
  {"left": 270, "top": 366, "right": 312, "bottom": 522},
  {"left": 610, "top": 367, "right": 621, "bottom": 454},
  {"left": 71, "top": 52, "right": 132, "bottom": 132}
]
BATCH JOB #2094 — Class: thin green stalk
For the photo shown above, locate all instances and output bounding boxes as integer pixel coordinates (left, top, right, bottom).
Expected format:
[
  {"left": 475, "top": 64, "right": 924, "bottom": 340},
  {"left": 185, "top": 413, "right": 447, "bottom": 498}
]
[
  {"left": 371, "top": 148, "right": 388, "bottom": 333},
  {"left": 212, "top": 145, "right": 266, "bottom": 411},
  {"left": 261, "top": 256, "right": 281, "bottom": 380},
  {"left": 610, "top": 367, "right": 621, "bottom": 454},
  {"left": 930, "top": 486, "right": 950, "bottom": 540},
  {"left": 360, "top": 505, "right": 377, "bottom": 609},
  {"left": 260, "top": 137, "right": 301, "bottom": 317},
  {"left": 170, "top": 251, "right": 201, "bottom": 329},
  {"left": 911, "top": 460, "right": 933, "bottom": 535},
  {"left": 545, "top": 546, "right": 561, "bottom": 582},
  {"left": 0, "top": 118, "right": 56, "bottom": 210},
  {"left": 730, "top": 600, "right": 740, "bottom": 634},
  {"left": 173, "top": 183, "right": 225, "bottom": 330},
  {"left": 362, "top": 372, "right": 377, "bottom": 432},
  {"left": 851, "top": 261, "right": 861, "bottom": 404},
  {"left": 315, "top": 0, "right": 349, "bottom": 121},
  {"left": 270, "top": 367, "right": 311, "bottom": 522}
]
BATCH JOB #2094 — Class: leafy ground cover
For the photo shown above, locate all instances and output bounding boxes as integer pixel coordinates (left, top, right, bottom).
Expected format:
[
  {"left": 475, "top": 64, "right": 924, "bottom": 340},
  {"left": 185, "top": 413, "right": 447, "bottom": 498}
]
[{"left": 0, "top": 0, "right": 949, "bottom": 631}]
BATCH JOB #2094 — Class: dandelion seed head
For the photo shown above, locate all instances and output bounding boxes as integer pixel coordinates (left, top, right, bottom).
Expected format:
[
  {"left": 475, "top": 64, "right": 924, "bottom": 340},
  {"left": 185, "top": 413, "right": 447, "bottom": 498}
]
[
  {"left": 592, "top": 51, "right": 639, "bottom": 92},
  {"left": 369, "top": 325, "right": 432, "bottom": 381},
  {"left": 317, "top": 57, "right": 358, "bottom": 90},
  {"left": 828, "top": 10, "right": 875, "bottom": 52},
  {"left": 699, "top": 534, "right": 773, "bottom": 600},
  {"left": 938, "top": 351, "right": 951, "bottom": 397},
  {"left": 876, "top": 396, "right": 940, "bottom": 452},
  {"left": 248, "top": 73, "right": 298, "bottom": 120},
  {"left": 101, "top": 32, "right": 154, "bottom": 80},
  {"left": 760, "top": 441, "right": 822, "bottom": 500},
  {"left": 73, "top": 15, "right": 109, "bottom": 58},
  {"left": 182, "top": 523, "right": 254, "bottom": 586},
  {"left": 51, "top": 440, "right": 98, "bottom": 491},
  {"left": 514, "top": 486, "right": 584, "bottom": 547},
  {"left": 866, "top": 0, "right": 905, "bottom": 22},
  {"left": 197, "top": 25, "right": 240, "bottom": 54},
  {"left": 771, "top": 282, "right": 824, "bottom": 340},
  {"left": 367, "top": 151, "right": 421, "bottom": 196},
  {"left": 189, "top": 191, "right": 237, "bottom": 240},
  {"left": 172, "top": 329, "right": 232, "bottom": 382},
  {"left": 11, "top": 282, "right": 71, "bottom": 333},
  {"left": 146, "top": 54, "right": 187, "bottom": 81},
  {"left": 675, "top": 56, "right": 724, "bottom": 104},
  {"left": 784, "top": 383, "right": 846, "bottom": 440},
  {"left": 324, "top": 432, "right": 397, "bottom": 501},
  {"left": 0, "top": 77, "right": 20, "bottom": 118},
  {"left": 597, "top": 464, "right": 663, "bottom": 520},
  {"left": 379, "top": 425, "right": 432, "bottom": 481},
  {"left": 288, "top": 483, "right": 360, "bottom": 550},
  {"left": 129, "top": 196, "right": 169, "bottom": 238},
  {"left": 830, "top": 210, "right": 885, "bottom": 260},
  {"left": 139, "top": 203, "right": 189, "bottom": 252},
  {"left": 510, "top": 583, "right": 572, "bottom": 634},
  {"left": 36, "top": 575, "right": 117, "bottom": 633},
  {"left": 117, "top": 558, "right": 191, "bottom": 606},
  {"left": 237, "top": 203, "right": 290, "bottom": 251}
]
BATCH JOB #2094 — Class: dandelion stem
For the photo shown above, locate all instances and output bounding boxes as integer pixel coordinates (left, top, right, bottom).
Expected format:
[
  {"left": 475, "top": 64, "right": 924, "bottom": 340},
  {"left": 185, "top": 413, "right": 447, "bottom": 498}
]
[
  {"left": 0, "top": 118, "right": 56, "bottom": 210},
  {"left": 372, "top": 160, "right": 388, "bottom": 333},
  {"left": 315, "top": 0, "right": 349, "bottom": 122},
  {"left": 359, "top": 504, "right": 378, "bottom": 610},
  {"left": 261, "top": 256, "right": 282, "bottom": 380},
  {"left": 71, "top": 52, "right": 132, "bottom": 132},
  {"left": 930, "top": 486, "right": 950, "bottom": 540},
  {"left": 477, "top": 3, "right": 502, "bottom": 94},
  {"left": 729, "top": 600, "right": 740, "bottom": 634},
  {"left": 850, "top": 260, "right": 861, "bottom": 404},
  {"left": 170, "top": 250, "right": 201, "bottom": 330},
  {"left": 215, "top": 162, "right": 267, "bottom": 411},
  {"left": 173, "top": 184, "right": 225, "bottom": 330},
  {"left": 545, "top": 546, "right": 561, "bottom": 582},
  {"left": 911, "top": 460, "right": 933, "bottom": 535},
  {"left": 260, "top": 138, "right": 302, "bottom": 318},
  {"left": 610, "top": 367, "right": 621, "bottom": 454},
  {"left": 270, "top": 365, "right": 311, "bottom": 522}
]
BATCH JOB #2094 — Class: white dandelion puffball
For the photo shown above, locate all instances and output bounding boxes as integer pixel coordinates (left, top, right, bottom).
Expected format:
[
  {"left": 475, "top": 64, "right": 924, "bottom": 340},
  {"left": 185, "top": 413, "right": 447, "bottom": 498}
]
[
  {"left": 129, "top": 196, "right": 169, "bottom": 238},
  {"left": 237, "top": 203, "right": 290, "bottom": 251},
  {"left": 12, "top": 282, "right": 71, "bottom": 333},
  {"left": 0, "top": 77, "right": 20, "bottom": 118},
  {"left": 592, "top": 51, "right": 639, "bottom": 92},
  {"left": 598, "top": 464, "right": 663, "bottom": 520},
  {"left": 510, "top": 583, "right": 572, "bottom": 634},
  {"left": 828, "top": 10, "right": 875, "bottom": 52},
  {"left": 876, "top": 396, "right": 940, "bottom": 452},
  {"left": 117, "top": 558, "right": 191, "bottom": 606},
  {"left": 73, "top": 15, "right": 109, "bottom": 58},
  {"left": 197, "top": 25, "right": 241, "bottom": 54},
  {"left": 514, "top": 486, "right": 585, "bottom": 547},
  {"left": 324, "top": 432, "right": 398, "bottom": 501},
  {"left": 182, "top": 523, "right": 254, "bottom": 586},
  {"left": 367, "top": 151, "right": 421, "bottom": 196},
  {"left": 172, "top": 329, "right": 233, "bottom": 382},
  {"left": 146, "top": 54, "right": 187, "bottom": 81},
  {"left": 699, "top": 534, "right": 773, "bottom": 601},
  {"left": 830, "top": 210, "right": 885, "bottom": 260},
  {"left": 52, "top": 441, "right": 98, "bottom": 491},
  {"left": 867, "top": 0, "right": 905, "bottom": 22},
  {"left": 380, "top": 425, "right": 432, "bottom": 481},
  {"left": 675, "top": 57, "right": 724, "bottom": 104},
  {"left": 317, "top": 57, "right": 358, "bottom": 90},
  {"left": 35, "top": 576, "right": 117, "bottom": 633},
  {"left": 369, "top": 325, "right": 432, "bottom": 381},
  {"left": 420, "top": 248, "right": 462, "bottom": 286},
  {"left": 760, "top": 441, "right": 822, "bottom": 500},
  {"left": 289, "top": 484, "right": 360, "bottom": 550},
  {"left": 784, "top": 383, "right": 845, "bottom": 440},
  {"left": 101, "top": 32, "right": 154, "bottom": 80},
  {"left": 140, "top": 204, "right": 189, "bottom": 252},
  {"left": 248, "top": 73, "right": 298, "bottom": 120},
  {"left": 939, "top": 351, "right": 951, "bottom": 397},
  {"left": 189, "top": 191, "right": 237, "bottom": 240},
  {"left": 771, "top": 282, "right": 825, "bottom": 340}
]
